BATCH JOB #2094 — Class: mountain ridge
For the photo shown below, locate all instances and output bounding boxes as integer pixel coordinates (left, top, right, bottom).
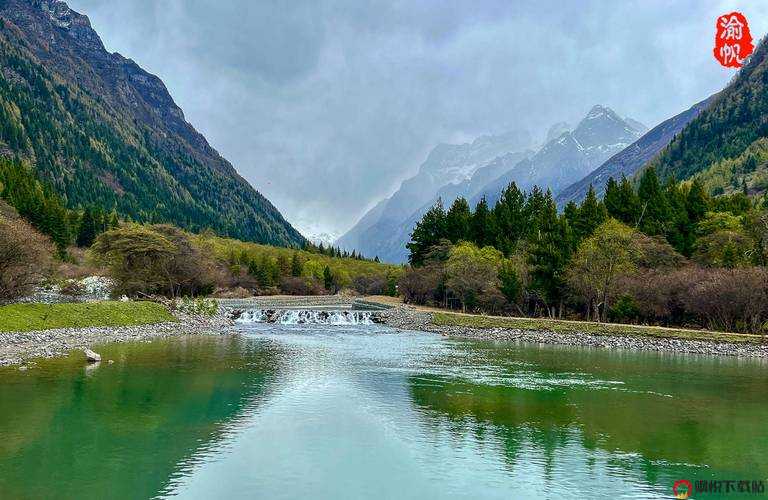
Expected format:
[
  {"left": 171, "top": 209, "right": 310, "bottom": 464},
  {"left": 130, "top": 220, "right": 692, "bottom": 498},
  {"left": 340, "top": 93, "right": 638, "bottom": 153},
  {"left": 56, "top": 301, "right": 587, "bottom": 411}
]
[
  {"left": 0, "top": 0, "right": 304, "bottom": 246},
  {"left": 556, "top": 95, "right": 717, "bottom": 207}
]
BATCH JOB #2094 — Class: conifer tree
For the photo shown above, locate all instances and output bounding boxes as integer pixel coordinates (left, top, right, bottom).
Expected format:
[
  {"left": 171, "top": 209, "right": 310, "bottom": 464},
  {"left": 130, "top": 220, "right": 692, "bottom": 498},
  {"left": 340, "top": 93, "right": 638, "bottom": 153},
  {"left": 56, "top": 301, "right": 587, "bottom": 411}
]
[
  {"left": 574, "top": 185, "right": 607, "bottom": 241},
  {"left": 290, "top": 253, "right": 303, "bottom": 277},
  {"left": 604, "top": 175, "right": 641, "bottom": 226},
  {"left": 323, "top": 265, "right": 334, "bottom": 291},
  {"left": 407, "top": 199, "right": 447, "bottom": 266},
  {"left": 528, "top": 196, "right": 572, "bottom": 317},
  {"left": 470, "top": 197, "right": 492, "bottom": 247},
  {"left": 492, "top": 182, "right": 526, "bottom": 254},
  {"left": 445, "top": 197, "right": 471, "bottom": 243},
  {"left": 77, "top": 207, "right": 98, "bottom": 247},
  {"left": 637, "top": 167, "right": 670, "bottom": 236}
]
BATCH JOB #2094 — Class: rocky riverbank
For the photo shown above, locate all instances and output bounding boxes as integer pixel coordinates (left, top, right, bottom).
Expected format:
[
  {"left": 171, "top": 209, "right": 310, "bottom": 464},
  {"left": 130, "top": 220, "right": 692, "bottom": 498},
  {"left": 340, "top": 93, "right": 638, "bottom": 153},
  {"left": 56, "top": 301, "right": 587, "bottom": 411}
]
[
  {"left": 0, "top": 311, "right": 234, "bottom": 367},
  {"left": 378, "top": 307, "right": 768, "bottom": 358}
]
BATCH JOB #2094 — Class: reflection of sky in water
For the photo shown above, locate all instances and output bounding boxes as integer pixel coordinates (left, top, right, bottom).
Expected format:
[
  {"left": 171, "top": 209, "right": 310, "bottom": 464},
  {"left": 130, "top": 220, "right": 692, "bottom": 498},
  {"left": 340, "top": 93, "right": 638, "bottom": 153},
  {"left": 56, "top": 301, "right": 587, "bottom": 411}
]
[{"left": 158, "top": 324, "right": 765, "bottom": 499}]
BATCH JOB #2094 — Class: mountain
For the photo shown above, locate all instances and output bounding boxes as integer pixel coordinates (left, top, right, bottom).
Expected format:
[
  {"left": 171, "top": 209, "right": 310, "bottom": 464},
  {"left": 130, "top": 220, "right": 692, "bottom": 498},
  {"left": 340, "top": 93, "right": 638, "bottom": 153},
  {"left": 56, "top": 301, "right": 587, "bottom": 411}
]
[
  {"left": 472, "top": 105, "right": 645, "bottom": 207},
  {"left": 556, "top": 95, "right": 717, "bottom": 207},
  {"left": 649, "top": 38, "right": 768, "bottom": 194},
  {"left": 0, "top": 0, "right": 304, "bottom": 246},
  {"left": 336, "top": 130, "right": 532, "bottom": 257},
  {"left": 358, "top": 149, "right": 533, "bottom": 264}
]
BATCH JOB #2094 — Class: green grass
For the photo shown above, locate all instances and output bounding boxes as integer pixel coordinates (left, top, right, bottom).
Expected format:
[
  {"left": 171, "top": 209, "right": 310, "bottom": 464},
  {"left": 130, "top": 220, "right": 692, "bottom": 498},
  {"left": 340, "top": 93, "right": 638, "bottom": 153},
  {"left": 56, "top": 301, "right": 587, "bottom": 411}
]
[
  {"left": 0, "top": 301, "right": 176, "bottom": 333},
  {"left": 432, "top": 312, "right": 765, "bottom": 344}
]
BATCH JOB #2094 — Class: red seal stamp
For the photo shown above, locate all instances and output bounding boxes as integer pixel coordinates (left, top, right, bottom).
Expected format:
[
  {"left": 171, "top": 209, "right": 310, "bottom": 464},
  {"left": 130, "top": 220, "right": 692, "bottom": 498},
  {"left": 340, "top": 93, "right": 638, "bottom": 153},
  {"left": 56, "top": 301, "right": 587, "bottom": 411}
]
[{"left": 714, "top": 12, "right": 754, "bottom": 68}]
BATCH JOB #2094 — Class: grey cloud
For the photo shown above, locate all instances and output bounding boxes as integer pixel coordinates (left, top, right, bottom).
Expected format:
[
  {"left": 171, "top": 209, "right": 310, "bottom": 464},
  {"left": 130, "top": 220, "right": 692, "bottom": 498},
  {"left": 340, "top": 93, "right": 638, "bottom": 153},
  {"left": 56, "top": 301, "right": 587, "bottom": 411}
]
[{"left": 66, "top": 0, "right": 767, "bottom": 236}]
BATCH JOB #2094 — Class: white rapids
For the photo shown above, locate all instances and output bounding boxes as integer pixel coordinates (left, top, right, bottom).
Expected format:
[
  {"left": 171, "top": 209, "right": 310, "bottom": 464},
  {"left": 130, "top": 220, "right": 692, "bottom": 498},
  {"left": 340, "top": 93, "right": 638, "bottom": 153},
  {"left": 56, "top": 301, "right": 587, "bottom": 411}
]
[{"left": 233, "top": 309, "right": 377, "bottom": 326}]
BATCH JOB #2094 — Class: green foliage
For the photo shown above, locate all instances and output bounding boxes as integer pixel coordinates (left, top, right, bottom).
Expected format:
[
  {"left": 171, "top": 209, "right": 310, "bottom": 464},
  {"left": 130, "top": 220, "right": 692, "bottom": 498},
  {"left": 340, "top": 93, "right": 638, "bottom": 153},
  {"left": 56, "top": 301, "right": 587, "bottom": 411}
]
[
  {"left": 92, "top": 224, "right": 215, "bottom": 297},
  {"left": 566, "top": 219, "right": 641, "bottom": 321},
  {"left": 0, "top": 158, "right": 72, "bottom": 254},
  {"left": 652, "top": 39, "right": 768, "bottom": 183},
  {"left": 195, "top": 231, "right": 398, "bottom": 295},
  {"left": 177, "top": 297, "right": 219, "bottom": 317},
  {"left": 637, "top": 167, "right": 671, "bottom": 236},
  {"left": 0, "top": 301, "right": 175, "bottom": 332},
  {"left": 0, "top": 21, "right": 303, "bottom": 247},
  {"left": 445, "top": 242, "right": 503, "bottom": 312},
  {"left": 604, "top": 176, "right": 641, "bottom": 226},
  {"left": 445, "top": 197, "right": 471, "bottom": 243},
  {"left": 407, "top": 199, "right": 447, "bottom": 266},
  {"left": 527, "top": 194, "right": 573, "bottom": 315}
]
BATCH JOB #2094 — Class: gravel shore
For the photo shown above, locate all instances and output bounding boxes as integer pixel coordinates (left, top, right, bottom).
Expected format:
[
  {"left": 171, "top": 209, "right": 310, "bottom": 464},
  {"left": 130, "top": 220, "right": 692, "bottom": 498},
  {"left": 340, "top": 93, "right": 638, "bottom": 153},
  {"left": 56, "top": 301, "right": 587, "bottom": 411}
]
[
  {"left": 379, "top": 307, "right": 768, "bottom": 358},
  {"left": 0, "top": 312, "right": 234, "bottom": 367}
]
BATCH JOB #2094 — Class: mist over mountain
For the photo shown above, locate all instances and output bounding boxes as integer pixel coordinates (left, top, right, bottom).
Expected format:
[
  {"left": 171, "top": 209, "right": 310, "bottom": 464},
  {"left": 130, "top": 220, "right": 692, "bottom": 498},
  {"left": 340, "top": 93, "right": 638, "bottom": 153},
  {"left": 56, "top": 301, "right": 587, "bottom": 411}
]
[
  {"left": 335, "top": 131, "right": 533, "bottom": 257},
  {"left": 338, "top": 105, "right": 644, "bottom": 263},
  {"left": 472, "top": 105, "right": 645, "bottom": 208}
]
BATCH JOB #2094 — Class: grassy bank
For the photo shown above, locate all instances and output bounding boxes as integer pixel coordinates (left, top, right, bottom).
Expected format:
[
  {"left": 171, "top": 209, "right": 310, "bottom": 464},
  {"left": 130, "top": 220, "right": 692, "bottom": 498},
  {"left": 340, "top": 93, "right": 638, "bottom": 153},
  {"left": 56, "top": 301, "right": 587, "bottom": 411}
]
[
  {"left": 432, "top": 312, "right": 765, "bottom": 344},
  {"left": 0, "top": 302, "right": 176, "bottom": 333}
]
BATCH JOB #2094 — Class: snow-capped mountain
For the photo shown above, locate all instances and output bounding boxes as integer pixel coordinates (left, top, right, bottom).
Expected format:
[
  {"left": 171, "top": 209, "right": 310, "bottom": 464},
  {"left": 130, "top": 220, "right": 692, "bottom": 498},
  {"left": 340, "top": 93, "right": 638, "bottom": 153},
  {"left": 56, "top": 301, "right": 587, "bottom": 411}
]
[
  {"left": 336, "top": 130, "right": 532, "bottom": 256},
  {"left": 556, "top": 96, "right": 716, "bottom": 207},
  {"left": 472, "top": 105, "right": 646, "bottom": 207}
]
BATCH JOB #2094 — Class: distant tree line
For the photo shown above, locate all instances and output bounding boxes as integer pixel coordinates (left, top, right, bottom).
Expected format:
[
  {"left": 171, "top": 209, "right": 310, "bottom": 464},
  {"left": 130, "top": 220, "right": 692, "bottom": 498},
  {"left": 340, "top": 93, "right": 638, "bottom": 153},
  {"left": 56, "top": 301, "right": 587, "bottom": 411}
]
[
  {"left": 301, "top": 240, "right": 380, "bottom": 263},
  {"left": 403, "top": 167, "right": 768, "bottom": 333}
]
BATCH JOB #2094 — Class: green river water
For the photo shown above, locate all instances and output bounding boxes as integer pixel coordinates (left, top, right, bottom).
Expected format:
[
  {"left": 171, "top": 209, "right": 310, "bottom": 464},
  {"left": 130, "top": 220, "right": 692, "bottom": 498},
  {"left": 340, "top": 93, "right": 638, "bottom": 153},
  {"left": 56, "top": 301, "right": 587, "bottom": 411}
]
[{"left": 0, "top": 322, "right": 766, "bottom": 499}]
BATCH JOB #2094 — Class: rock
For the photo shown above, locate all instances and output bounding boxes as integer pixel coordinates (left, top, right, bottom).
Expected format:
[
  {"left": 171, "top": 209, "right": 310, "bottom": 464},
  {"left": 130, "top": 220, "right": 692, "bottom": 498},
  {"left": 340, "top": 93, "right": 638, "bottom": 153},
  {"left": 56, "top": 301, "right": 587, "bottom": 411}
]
[{"left": 83, "top": 348, "right": 101, "bottom": 363}]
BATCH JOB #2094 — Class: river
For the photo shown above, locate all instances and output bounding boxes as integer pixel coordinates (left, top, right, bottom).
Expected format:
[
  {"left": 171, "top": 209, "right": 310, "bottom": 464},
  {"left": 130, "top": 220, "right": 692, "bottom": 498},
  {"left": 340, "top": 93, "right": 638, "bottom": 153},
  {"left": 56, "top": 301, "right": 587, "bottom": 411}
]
[{"left": 0, "top": 319, "right": 766, "bottom": 499}]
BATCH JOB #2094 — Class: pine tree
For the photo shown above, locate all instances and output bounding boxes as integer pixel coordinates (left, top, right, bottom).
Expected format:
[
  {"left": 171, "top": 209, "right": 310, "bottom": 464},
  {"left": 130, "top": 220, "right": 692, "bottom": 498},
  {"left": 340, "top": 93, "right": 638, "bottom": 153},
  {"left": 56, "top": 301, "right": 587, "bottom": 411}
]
[
  {"left": 604, "top": 175, "right": 641, "bottom": 226},
  {"left": 470, "top": 196, "right": 492, "bottom": 247},
  {"left": 686, "top": 179, "right": 709, "bottom": 224},
  {"left": 406, "top": 199, "right": 447, "bottom": 266},
  {"left": 492, "top": 182, "right": 526, "bottom": 254},
  {"left": 77, "top": 207, "right": 98, "bottom": 247},
  {"left": 290, "top": 253, "right": 303, "bottom": 277},
  {"left": 637, "top": 167, "right": 670, "bottom": 236},
  {"left": 528, "top": 197, "right": 572, "bottom": 318},
  {"left": 664, "top": 177, "right": 690, "bottom": 255},
  {"left": 323, "top": 266, "right": 334, "bottom": 292},
  {"left": 574, "top": 185, "right": 607, "bottom": 241},
  {"left": 445, "top": 197, "right": 471, "bottom": 243}
]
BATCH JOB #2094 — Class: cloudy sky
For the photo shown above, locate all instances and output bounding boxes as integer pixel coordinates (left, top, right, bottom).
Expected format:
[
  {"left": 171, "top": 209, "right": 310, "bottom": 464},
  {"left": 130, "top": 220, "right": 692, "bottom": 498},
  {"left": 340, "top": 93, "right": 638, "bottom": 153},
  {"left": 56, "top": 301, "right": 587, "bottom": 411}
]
[{"left": 67, "top": 0, "right": 767, "bottom": 238}]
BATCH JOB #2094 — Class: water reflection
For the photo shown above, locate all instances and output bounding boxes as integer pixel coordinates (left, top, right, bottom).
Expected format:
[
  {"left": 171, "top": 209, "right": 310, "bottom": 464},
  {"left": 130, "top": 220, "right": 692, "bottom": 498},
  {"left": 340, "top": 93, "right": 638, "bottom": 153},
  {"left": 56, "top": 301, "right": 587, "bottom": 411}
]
[
  {"left": 0, "top": 335, "right": 284, "bottom": 499},
  {"left": 0, "top": 327, "right": 766, "bottom": 499}
]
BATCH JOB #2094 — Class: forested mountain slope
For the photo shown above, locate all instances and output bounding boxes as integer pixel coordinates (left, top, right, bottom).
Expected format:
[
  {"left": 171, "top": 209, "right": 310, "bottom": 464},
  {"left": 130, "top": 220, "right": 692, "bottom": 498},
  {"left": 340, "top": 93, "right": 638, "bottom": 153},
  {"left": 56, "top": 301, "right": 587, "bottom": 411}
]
[
  {"left": 0, "top": 0, "right": 304, "bottom": 246},
  {"left": 650, "top": 37, "right": 768, "bottom": 195}
]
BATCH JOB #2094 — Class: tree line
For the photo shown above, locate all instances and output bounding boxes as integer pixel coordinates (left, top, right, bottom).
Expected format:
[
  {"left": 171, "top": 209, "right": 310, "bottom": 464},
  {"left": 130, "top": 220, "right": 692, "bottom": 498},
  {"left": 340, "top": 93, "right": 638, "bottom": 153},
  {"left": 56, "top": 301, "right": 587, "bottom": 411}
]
[
  {"left": 402, "top": 167, "right": 768, "bottom": 333},
  {"left": 0, "top": 158, "right": 117, "bottom": 255}
]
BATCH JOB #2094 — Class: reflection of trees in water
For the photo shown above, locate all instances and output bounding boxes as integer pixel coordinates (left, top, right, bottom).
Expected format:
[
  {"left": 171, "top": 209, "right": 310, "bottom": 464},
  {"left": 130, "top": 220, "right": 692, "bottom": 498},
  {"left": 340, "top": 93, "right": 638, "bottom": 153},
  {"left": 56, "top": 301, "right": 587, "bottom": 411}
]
[
  {"left": 409, "top": 374, "right": 576, "bottom": 480},
  {"left": 407, "top": 342, "right": 768, "bottom": 490},
  {"left": 0, "top": 335, "right": 285, "bottom": 499}
]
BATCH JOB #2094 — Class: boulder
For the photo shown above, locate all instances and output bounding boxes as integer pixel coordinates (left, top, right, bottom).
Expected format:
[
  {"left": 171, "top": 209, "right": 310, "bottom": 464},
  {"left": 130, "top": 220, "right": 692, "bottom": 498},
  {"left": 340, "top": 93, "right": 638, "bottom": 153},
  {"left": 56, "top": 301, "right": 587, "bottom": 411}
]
[{"left": 83, "top": 348, "right": 101, "bottom": 363}]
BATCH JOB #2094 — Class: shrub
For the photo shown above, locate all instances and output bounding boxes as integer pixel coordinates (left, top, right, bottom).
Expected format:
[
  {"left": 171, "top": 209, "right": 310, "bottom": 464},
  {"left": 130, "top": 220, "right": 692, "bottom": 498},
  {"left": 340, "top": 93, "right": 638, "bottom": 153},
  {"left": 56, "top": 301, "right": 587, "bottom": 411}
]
[
  {"left": 693, "top": 230, "right": 754, "bottom": 268},
  {"left": 399, "top": 264, "right": 444, "bottom": 306},
  {"left": 0, "top": 212, "right": 54, "bottom": 300},
  {"left": 92, "top": 224, "right": 215, "bottom": 297},
  {"left": 59, "top": 279, "right": 86, "bottom": 296},
  {"left": 352, "top": 275, "right": 387, "bottom": 295},
  {"left": 682, "top": 268, "right": 768, "bottom": 333},
  {"left": 177, "top": 297, "right": 219, "bottom": 317},
  {"left": 280, "top": 276, "right": 324, "bottom": 295}
]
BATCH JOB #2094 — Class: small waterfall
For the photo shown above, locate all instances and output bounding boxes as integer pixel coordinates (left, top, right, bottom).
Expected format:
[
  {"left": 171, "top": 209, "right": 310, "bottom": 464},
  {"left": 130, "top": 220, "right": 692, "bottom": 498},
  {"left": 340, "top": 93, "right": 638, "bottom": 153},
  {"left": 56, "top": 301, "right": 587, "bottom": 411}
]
[{"left": 233, "top": 309, "right": 378, "bottom": 325}]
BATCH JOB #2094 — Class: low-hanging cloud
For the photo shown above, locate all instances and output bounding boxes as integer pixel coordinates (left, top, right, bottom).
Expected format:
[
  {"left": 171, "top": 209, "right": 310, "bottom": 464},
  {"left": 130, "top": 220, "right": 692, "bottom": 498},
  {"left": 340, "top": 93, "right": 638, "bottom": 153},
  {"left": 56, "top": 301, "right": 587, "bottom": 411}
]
[{"left": 66, "top": 0, "right": 766, "bottom": 237}]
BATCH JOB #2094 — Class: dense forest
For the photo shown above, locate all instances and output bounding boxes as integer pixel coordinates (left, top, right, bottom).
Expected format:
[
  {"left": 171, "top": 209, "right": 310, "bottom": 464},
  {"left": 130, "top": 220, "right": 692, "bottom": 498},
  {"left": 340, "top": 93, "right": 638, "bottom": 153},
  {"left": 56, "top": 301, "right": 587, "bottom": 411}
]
[
  {"left": 652, "top": 36, "right": 768, "bottom": 193},
  {"left": 0, "top": 156, "right": 396, "bottom": 300},
  {"left": 0, "top": 10, "right": 303, "bottom": 247},
  {"left": 404, "top": 170, "right": 768, "bottom": 333}
]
